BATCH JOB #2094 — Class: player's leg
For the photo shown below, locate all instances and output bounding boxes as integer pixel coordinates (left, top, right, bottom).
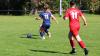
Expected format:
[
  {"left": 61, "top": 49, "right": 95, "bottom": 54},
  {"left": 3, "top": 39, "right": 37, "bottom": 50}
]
[
  {"left": 75, "top": 34, "right": 86, "bottom": 48},
  {"left": 73, "top": 28, "right": 88, "bottom": 56},
  {"left": 75, "top": 34, "right": 88, "bottom": 56},
  {"left": 70, "top": 24, "right": 88, "bottom": 55},
  {"left": 68, "top": 32, "right": 76, "bottom": 54},
  {"left": 47, "top": 31, "right": 51, "bottom": 38},
  {"left": 45, "top": 25, "right": 51, "bottom": 38},
  {"left": 40, "top": 25, "right": 45, "bottom": 39}
]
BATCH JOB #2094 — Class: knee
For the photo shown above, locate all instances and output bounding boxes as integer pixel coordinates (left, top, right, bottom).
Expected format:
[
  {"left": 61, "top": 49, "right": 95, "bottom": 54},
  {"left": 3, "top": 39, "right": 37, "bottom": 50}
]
[{"left": 76, "top": 35, "right": 82, "bottom": 41}]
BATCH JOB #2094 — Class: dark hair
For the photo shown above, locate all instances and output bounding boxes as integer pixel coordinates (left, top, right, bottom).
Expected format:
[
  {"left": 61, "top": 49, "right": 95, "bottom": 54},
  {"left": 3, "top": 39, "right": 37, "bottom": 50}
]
[
  {"left": 43, "top": 4, "right": 49, "bottom": 10},
  {"left": 70, "top": 1, "right": 76, "bottom": 6}
]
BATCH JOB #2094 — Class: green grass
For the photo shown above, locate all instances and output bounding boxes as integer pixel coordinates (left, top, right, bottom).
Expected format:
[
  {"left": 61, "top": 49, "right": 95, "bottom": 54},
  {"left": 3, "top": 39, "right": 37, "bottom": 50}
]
[{"left": 0, "top": 14, "right": 100, "bottom": 56}]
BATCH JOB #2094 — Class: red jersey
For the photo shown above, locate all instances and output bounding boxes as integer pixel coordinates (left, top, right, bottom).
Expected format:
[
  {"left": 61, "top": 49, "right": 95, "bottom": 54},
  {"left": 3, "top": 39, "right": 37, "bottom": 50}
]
[
  {"left": 64, "top": 8, "right": 83, "bottom": 36},
  {"left": 65, "top": 8, "right": 83, "bottom": 25}
]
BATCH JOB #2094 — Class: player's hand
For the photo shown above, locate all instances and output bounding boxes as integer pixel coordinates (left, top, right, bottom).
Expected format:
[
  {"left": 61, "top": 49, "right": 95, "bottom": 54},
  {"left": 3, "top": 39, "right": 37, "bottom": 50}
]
[
  {"left": 63, "top": 16, "right": 65, "bottom": 20},
  {"left": 84, "top": 23, "right": 87, "bottom": 27},
  {"left": 63, "top": 16, "right": 68, "bottom": 20},
  {"left": 35, "top": 17, "right": 40, "bottom": 20}
]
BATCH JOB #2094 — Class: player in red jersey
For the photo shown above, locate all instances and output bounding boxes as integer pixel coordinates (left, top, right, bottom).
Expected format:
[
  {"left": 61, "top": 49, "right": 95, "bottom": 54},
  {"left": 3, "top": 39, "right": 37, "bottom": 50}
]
[{"left": 63, "top": 1, "right": 88, "bottom": 56}]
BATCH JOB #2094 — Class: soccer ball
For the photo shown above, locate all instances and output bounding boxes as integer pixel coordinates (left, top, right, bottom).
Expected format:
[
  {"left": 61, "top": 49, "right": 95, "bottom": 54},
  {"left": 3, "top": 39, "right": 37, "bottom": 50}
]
[{"left": 27, "top": 33, "right": 32, "bottom": 38}]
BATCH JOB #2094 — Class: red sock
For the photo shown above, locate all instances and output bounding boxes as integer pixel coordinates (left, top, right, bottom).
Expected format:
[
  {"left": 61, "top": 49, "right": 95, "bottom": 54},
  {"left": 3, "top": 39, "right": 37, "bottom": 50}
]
[
  {"left": 70, "top": 40, "right": 75, "bottom": 48},
  {"left": 78, "top": 41, "right": 86, "bottom": 48}
]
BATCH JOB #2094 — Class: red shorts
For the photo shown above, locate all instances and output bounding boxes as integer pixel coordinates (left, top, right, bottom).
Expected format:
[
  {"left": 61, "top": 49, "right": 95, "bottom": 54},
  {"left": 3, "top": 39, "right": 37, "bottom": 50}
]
[{"left": 70, "top": 23, "right": 80, "bottom": 36}]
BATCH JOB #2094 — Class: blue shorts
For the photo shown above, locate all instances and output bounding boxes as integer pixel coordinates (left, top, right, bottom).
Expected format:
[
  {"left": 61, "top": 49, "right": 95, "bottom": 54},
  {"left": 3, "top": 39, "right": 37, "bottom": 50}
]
[{"left": 40, "top": 24, "right": 50, "bottom": 33}]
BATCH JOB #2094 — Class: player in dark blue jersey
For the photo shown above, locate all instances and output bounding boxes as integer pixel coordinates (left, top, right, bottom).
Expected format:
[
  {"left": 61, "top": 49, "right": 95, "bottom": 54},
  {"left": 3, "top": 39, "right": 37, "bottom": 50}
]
[{"left": 35, "top": 4, "right": 58, "bottom": 39}]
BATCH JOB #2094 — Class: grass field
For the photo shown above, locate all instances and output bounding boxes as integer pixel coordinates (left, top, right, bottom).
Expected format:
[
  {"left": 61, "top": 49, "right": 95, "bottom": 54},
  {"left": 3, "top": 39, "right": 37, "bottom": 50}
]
[{"left": 0, "top": 14, "right": 100, "bottom": 56}]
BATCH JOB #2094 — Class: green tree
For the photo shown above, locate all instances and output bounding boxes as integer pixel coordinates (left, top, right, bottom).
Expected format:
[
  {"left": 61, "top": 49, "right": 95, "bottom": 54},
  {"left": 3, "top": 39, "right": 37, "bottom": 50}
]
[
  {"left": 81, "top": 0, "right": 100, "bottom": 14},
  {"left": 31, "top": 0, "right": 68, "bottom": 13}
]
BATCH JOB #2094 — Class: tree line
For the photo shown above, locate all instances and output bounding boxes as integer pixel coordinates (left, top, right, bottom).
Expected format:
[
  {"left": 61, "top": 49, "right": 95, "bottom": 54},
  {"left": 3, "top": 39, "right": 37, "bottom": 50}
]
[{"left": 0, "top": 0, "right": 99, "bottom": 15}]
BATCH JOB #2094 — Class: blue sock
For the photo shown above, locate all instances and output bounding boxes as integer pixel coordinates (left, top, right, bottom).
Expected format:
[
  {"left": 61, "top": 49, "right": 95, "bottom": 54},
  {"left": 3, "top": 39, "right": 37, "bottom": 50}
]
[
  {"left": 40, "top": 32, "right": 45, "bottom": 37},
  {"left": 45, "top": 29, "right": 48, "bottom": 34}
]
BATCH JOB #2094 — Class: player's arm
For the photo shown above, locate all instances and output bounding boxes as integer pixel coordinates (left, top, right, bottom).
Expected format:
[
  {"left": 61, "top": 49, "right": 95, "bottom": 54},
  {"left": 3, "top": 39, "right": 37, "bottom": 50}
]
[
  {"left": 47, "top": 9, "right": 58, "bottom": 24},
  {"left": 81, "top": 15, "right": 87, "bottom": 26},
  {"left": 63, "top": 10, "right": 69, "bottom": 20},
  {"left": 51, "top": 15, "right": 58, "bottom": 24},
  {"left": 79, "top": 10, "right": 87, "bottom": 26}
]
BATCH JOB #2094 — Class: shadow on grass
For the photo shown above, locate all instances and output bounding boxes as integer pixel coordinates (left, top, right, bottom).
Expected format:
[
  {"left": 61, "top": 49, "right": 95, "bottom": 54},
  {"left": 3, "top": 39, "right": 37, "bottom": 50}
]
[
  {"left": 30, "top": 49, "right": 69, "bottom": 54},
  {"left": 20, "top": 34, "right": 40, "bottom": 39}
]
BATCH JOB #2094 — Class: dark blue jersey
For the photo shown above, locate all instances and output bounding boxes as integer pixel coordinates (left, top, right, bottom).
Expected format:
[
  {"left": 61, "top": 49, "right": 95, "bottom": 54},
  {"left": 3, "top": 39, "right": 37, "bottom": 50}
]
[{"left": 39, "top": 11, "right": 51, "bottom": 25}]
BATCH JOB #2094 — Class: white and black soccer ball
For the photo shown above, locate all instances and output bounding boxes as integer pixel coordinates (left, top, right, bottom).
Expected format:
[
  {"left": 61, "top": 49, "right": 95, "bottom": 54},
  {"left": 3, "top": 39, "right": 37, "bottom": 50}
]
[{"left": 27, "top": 33, "right": 32, "bottom": 38}]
